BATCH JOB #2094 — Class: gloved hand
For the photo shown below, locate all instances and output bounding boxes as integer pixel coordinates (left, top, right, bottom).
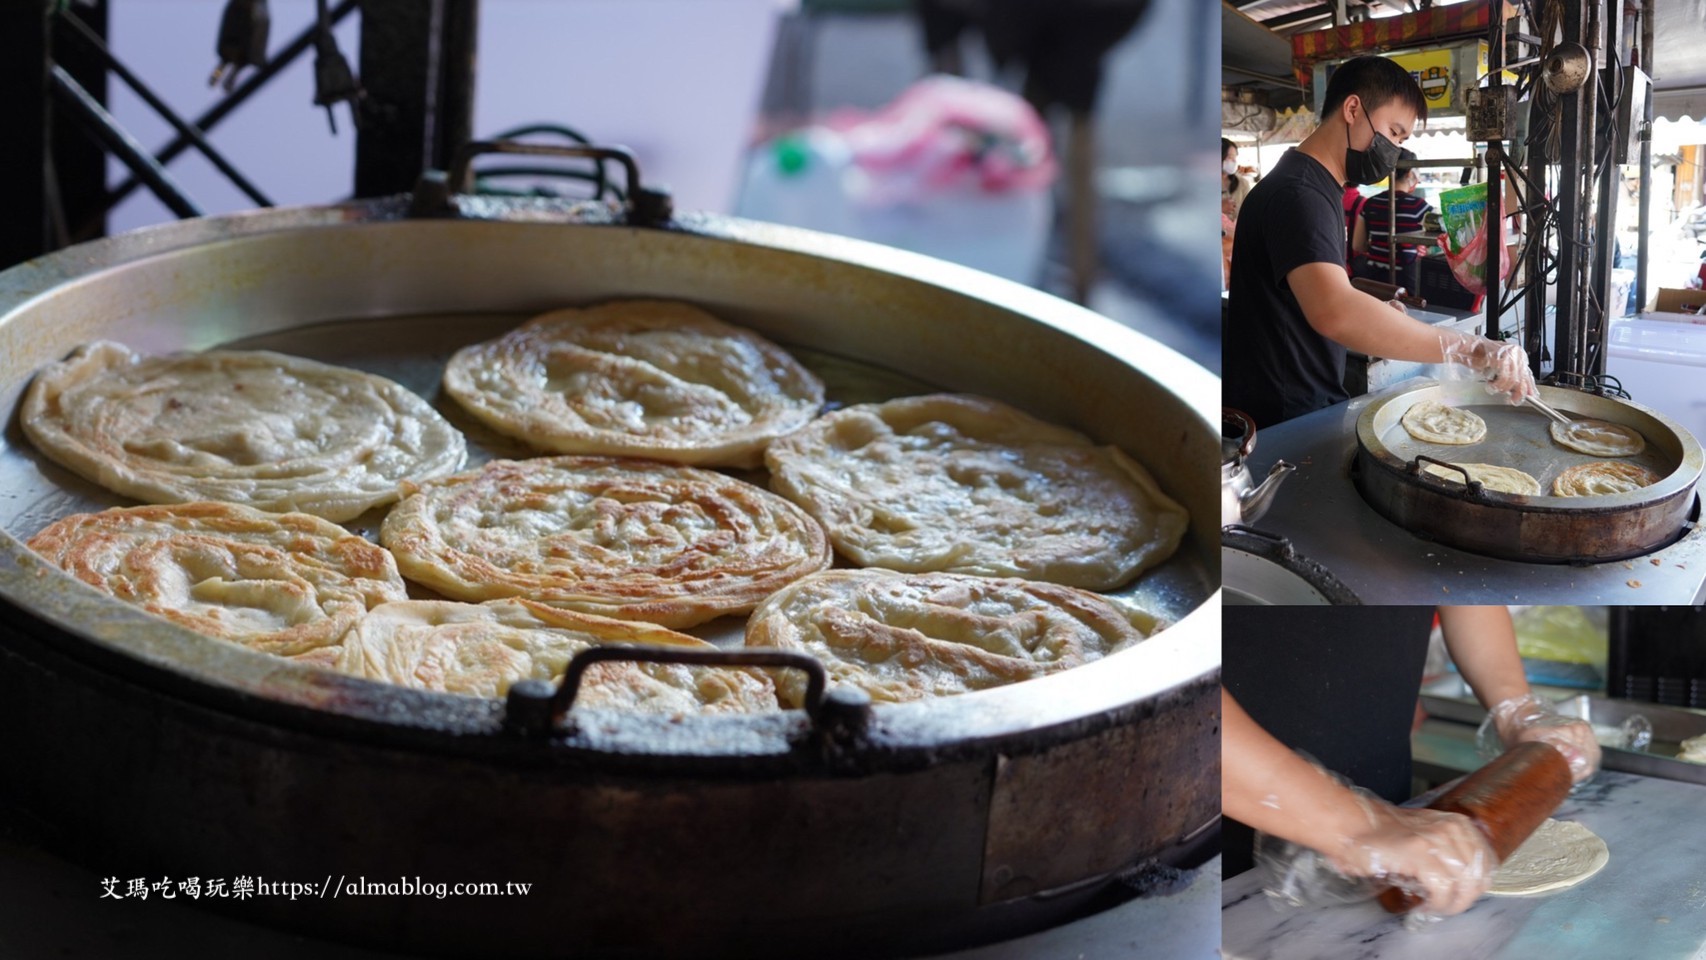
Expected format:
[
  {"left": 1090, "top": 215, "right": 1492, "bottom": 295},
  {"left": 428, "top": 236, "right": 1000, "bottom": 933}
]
[
  {"left": 1323, "top": 800, "right": 1498, "bottom": 918},
  {"left": 1477, "top": 693, "right": 1602, "bottom": 784},
  {"left": 1440, "top": 332, "right": 1537, "bottom": 405},
  {"left": 1256, "top": 763, "right": 1498, "bottom": 919}
]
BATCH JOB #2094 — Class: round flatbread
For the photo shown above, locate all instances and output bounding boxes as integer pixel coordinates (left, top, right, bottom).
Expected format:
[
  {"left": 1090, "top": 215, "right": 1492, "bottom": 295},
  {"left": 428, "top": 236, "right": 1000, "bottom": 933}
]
[
  {"left": 25, "top": 501, "right": 406, "bottom": 657},
  {"left": 1487, "top": 818, "right": 1609, "bottom": 896},
  {"left": 1678, "top": 734, "right": 1706, "bottom": 764},
  {"left": 380, "top": 457, "right": 832, "bottom": 628},
  {"left": 744, "top": 569, "right": 1155, "bottom": 707},
  {"left": 763, "top": 394, "right": 1187, "bottom": 590},
  {"left": 21, "top": 341, "right": 467, "bottom": 522},
  {"left": 328, "top": 599, "right": 777, "bottom": 712},
  {"left": 1420, "top": 461, "right": 1542, "bottom": 496},
  {"left": 1551, "top": 461, "right": 1662, "bottom": 497},
  {"left": 1549, "top": 419, "right": 1645, "bottom": 458},
  {"left": 442, "top": 300, "right": 824, "bottom": 468},
  {"left": 1400, "top": 400, "right": 1487, "bottom": 445}
]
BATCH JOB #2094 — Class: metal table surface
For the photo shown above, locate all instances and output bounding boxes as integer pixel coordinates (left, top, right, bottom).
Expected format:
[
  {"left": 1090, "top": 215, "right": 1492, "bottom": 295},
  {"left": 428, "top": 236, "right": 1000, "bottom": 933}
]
[
  {"left": 1245, "top": 395, "right": 1706, "bottom": 603},
  {"left": 1221, "top": 770, "right": 1706, "bottom": 960}
]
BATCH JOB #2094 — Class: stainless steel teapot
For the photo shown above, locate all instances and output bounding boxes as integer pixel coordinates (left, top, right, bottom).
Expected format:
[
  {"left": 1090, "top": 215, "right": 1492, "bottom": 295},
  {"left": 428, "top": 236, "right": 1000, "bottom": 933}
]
[{"left": 1222, "top": 408, "right": 1294, "bottom": 527}]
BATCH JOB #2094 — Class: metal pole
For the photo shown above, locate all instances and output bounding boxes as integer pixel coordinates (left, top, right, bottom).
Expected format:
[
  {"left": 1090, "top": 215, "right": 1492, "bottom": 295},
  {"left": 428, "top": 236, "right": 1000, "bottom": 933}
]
[
  {"left": 1555, "top": 0, "right": 1585, "bottom": 379},
  {"left": 51, "top": 0, "right": 109, "bottom": 248},
  {"left": 0, "top": 5, "right": 51, "bottom": 269},
  {"left": 101, "top": 0, "right": 358, "bottom": 211},
  {"left": 50, "top": 66, "right": 203, "bottom": 220},
  {"left": 59, "top": 11, "right": 273, "bottom": 209},
  {"left": 1485, "top": 0, "right": 1505, "bottom": 339},
  {"left": 1587, "top": 0, "right": 1621, "bottom": 379},
  {"left": 1580, "top": 0, "right": 1608, "bottom": 379},
  {"left": 1636, "top": 0, "right": 1655, "bottom": 312}
]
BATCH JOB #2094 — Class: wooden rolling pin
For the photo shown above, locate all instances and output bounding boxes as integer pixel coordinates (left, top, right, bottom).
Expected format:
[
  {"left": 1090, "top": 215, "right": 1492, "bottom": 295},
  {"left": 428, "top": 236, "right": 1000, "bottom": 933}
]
[
  {"left": 1350, "top": 277, "right": 1428, "bottom": 309},
  {"left": 1378, "top": 740, "right": 1573, "bottom": 914}
]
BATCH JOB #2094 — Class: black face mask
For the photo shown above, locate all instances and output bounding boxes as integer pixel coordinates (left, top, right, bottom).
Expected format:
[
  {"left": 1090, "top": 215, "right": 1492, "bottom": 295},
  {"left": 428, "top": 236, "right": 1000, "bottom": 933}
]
[{"left": 1345, "top": 108, "right": 1400, "bottom": 186}]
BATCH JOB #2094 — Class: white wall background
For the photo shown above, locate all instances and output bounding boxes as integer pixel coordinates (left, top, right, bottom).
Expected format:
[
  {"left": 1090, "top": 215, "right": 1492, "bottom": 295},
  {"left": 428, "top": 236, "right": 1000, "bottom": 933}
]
[{"left": 108, "top": 0, "right": 781, "bottom": 232}]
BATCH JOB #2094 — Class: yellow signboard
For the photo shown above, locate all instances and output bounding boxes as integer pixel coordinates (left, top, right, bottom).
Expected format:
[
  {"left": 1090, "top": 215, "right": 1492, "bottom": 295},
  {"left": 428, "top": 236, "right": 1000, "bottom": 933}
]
[{"left": 1389, "top": 49, "right": 1456, "bottom": 111}]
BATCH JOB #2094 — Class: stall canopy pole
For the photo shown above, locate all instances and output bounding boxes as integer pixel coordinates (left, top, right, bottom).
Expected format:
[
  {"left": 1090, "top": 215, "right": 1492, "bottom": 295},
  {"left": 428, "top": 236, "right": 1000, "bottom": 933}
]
[
  {"left": 1587, "top": 0, "right": 1623, "bottom": 380},
  {"left": 1636, "top": 0, "right": 1655, "bottom": 313},
  {"left": 1554, "top": 0, "right": 1585, "bottom": 381},
  {"left": 1485, "top": 0, "right": 1505, "bottom": 341}
]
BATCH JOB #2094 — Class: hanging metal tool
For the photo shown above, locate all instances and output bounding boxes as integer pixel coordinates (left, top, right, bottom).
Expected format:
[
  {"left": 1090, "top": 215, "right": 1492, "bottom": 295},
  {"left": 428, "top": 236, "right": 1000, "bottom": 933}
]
[
  {"left": 210, "top": 0, "right": 269, "bottom": 93},
  {"left": 312, "top": 0, "right": 363, "bottom": 134}
]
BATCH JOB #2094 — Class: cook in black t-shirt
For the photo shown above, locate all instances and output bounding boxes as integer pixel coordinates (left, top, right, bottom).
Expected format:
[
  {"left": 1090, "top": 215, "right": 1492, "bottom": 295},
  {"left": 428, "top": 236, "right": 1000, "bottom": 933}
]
[{"left": 1222, "top": 55, "right": 1535, "bottom": 428}]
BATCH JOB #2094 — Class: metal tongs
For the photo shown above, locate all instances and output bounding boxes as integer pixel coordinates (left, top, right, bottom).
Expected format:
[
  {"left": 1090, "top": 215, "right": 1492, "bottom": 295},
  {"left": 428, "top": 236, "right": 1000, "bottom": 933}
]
[{"left": 1525, "top": 393, "right": 1575, "bottom": 429}]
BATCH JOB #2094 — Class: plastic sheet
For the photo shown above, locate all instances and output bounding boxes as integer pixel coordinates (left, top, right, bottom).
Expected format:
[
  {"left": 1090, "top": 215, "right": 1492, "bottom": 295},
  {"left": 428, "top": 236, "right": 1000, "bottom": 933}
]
[
  {"left": 1437, "top": 330, "right": 1537, "bottom": 405},
  {"left": 1476, "top": 694, "right": 1605, "bottom": 783},
  {"left": 1254, "top": 757, "right": 1495, "bottom": 920}
]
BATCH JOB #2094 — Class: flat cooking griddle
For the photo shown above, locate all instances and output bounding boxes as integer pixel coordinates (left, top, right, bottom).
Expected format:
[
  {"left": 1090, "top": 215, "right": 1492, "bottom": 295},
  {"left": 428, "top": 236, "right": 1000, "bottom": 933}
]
[
  {"left": 1370, "top": 403, "right": 1677, "bottom": 499},
  {"left": 0, "top": 310, "right": 1161, "bottom": 649},
  {"left": 1354, "top": 382, "right": 1704, "bottom": 563}
]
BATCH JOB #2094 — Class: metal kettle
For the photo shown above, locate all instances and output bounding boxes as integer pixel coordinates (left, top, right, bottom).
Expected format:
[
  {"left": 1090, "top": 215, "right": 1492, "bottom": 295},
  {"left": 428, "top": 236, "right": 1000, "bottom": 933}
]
[{"left": 1222, "top": 408, "right": 1295, "bottom": 527}]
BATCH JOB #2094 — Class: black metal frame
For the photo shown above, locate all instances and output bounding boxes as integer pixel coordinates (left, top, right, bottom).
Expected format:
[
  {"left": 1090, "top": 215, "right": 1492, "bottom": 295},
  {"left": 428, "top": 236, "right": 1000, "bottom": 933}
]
[{"left": 0, "top": 0, "right": 478, "bottom": 270}]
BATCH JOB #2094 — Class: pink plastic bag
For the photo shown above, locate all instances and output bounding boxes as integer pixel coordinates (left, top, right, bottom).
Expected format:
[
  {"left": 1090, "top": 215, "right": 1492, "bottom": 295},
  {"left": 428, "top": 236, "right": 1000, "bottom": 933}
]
[
  {"left": 1439, "top": 211, "right": 1510, "bottom": 298},
  {"left": 824, "top": 75, "right": 1056, "bottom": 206}
]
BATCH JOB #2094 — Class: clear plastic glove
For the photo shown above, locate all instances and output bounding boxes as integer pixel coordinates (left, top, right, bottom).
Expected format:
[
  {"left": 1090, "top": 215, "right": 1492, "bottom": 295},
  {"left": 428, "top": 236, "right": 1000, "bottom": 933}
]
[
  {"left": 1439, "top": 332, "right": 1537, "bottom": 405},
  {"left": 1476, "top": 693, "right": 1602, "bottom": 784},
  {"left": 1256, "top": 769, "right": 1497, "bottom": 919}
]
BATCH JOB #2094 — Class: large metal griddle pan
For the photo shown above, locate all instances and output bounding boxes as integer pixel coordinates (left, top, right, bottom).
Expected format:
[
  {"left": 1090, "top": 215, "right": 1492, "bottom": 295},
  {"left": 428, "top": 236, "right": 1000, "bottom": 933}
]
[
  {"left": 0, "top": 190, "right": 1220, "bottom": 959},
  {"left": 1354, "top": 381, "right": 1704, "bottom": 563}
]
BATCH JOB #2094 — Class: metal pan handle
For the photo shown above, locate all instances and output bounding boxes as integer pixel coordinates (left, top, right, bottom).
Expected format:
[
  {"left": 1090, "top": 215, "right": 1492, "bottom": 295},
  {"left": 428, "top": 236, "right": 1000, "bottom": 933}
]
[
  {"left": 1409, "top": 455, "right": 1487, "bottom": 502},
  {"left": 502, "top": 645, "right": 869, "bottom": 740},
  {"left": 1222, "top": 408, "right": 1258, "bottom": 461},
  {"left": 412, "top": 139, "right": 673, "bottom": 226}
]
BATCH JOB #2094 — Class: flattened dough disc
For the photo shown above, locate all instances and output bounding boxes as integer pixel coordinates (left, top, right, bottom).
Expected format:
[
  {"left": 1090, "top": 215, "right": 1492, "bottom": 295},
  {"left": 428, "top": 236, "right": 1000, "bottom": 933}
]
[
  {"left": 1401, "top": 400, "right": 1487, "bottom": 445},
  {"left": 1550, "top": 419, "right": 1645, "bottom": 458},
  {"left": 1487, "top": 818, "right": 1609, "bottom": 896}
]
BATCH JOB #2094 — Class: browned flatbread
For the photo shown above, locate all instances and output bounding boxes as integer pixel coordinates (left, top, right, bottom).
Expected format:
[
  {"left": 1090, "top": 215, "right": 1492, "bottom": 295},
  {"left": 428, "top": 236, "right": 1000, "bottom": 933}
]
[
  {"left": 763, "top": 394, "right": 1187, "bottom": 590},
  {"left": 26, "top": 501, "right": 406, "bottom": 657},
  {"left": 328, "top": 598, "right": 777, "bottom": 712},
  {"left": 21, "top": 341, "right": 466, "bottom": 521},
  {"left": 1551, "top": 461, "right": 1661, "bottom": 497},
  {"left": 744, "top": 569, "right": 1155, "bottom": 707},
  {"left": 380, "top": 457, "right": 832, "bottom": 628},
  {"left": 442, "top": 300, "right": 824, "bottom": 468}
]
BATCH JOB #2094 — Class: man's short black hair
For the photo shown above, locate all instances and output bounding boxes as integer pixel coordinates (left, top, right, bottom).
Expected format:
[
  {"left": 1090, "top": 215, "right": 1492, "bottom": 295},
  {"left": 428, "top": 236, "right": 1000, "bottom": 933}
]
[{"left": 1321, "top": 55, "right": 1428, "bottom": 125}]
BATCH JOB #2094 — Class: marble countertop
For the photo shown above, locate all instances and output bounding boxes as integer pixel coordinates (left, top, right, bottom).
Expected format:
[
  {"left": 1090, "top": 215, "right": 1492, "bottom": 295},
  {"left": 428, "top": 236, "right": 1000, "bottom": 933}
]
[{"left": 1221, "top": 771, "right": 1706, "bottom": 960}]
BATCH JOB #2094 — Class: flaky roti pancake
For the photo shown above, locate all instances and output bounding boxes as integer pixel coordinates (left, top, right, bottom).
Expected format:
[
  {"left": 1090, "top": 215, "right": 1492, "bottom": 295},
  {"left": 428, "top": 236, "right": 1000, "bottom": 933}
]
[
  {"left": 1550, "top": 419, "right": 1645, "bottom": 458},
  {"left": 26, "top": 501, "right": 406, "bottom": 657},
  {"left": 1420, "top": 461, "right": 1542, "bottom": 496},
  {"left": 1551, "top": 461, "right": 1661, "bottom": 497},
  {"left": 330, "top": 599, "right": 777, "bottom": 712},
  {"left": 21, "top": 341, "right": 466, "bottom": 522},
  {"left": 744, "top": 569, "right": 1154, "bottom": 706},
  {"left": 442, "top": 300, "right": 824, "bottom": 468},
  {"left": 1400, "top": 400, "right": 1486, "bottom": 445},
  {"left": 380, "top": 457, "right": 832, "bottom": 628},
  {"left": 763, "top": 394, "right": 1186, "bottom": 590}
]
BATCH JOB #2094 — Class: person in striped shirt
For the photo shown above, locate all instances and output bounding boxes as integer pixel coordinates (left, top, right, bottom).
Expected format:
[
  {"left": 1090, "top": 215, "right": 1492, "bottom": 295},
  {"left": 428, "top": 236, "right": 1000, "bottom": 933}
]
[{"left": 1350, "top": 149, "right": 1433, "bottom": 291}]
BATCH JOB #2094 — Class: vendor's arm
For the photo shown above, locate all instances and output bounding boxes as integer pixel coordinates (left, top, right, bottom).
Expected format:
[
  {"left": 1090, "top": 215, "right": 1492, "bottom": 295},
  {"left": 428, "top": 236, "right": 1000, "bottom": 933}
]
[
  {"left": 1223, "top": 689, "right": 1495, "bottom": 916},
  {"left": 1289, "top": 262, "right": 1447, "bottom": 360},
  {"left": 1438, "top": 606, "right": 1600, "bottom": 782},
  {"left": 1288, "top": 261, "right": 1537, "bottom": 403}
]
